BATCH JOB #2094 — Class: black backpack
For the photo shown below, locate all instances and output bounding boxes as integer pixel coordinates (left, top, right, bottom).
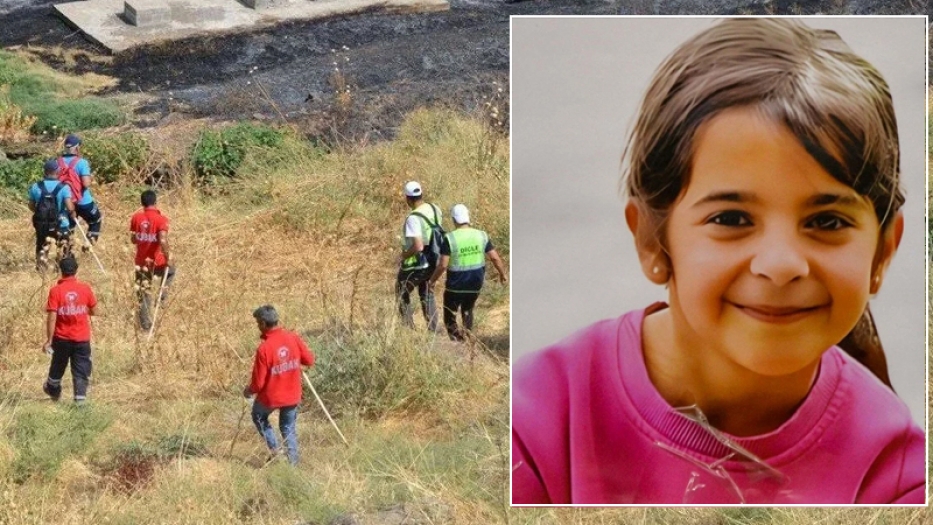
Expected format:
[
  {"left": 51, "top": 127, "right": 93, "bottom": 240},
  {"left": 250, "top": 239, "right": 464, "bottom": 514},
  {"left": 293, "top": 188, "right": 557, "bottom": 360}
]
[
  {"left": 410, "top": 204, "right": 445, "bottom": 268},
  {"left": 33, "top": 182, "right": 64, "bottom": 232}
]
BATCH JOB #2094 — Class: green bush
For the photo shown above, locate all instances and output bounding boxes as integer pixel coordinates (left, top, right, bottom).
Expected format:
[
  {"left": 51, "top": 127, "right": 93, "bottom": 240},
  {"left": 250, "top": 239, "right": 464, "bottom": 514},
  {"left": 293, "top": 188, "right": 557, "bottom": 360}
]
[
  {"left": 8, "top": 404, "right": 113, "bottom": 483},
  {"left": 309, "top": 325, "right": 471, "bottom": 419},
  {"left": 263, "top": 464, "right": 341, "bottom": 522},
  {"left": 0, "top": 157, "right": 42, "bottom": 195},
  {"left": 108, "top": 433, "right": 209, "bottom": 465},
  {"left": 23, "top": 98, "right": 125, "bottom": 135},
  {"left": 0, "top": 51, "right": 124, "bottom": 135},
  {"left": 0, "top": 51, "right": 27, "bottom": 86},
  {"left": 190, "top": 123, "right": 286, "bottom": 184},
  {"left": 80, "top": 131, "right": 150, "bottom": 184}
]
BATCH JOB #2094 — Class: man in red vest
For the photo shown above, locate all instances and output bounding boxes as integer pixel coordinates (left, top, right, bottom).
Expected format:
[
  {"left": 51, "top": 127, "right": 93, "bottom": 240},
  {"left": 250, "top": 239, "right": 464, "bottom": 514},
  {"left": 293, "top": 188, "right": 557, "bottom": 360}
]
[
  {"left": 243, "top": 305, "right": 315, "bottom": 465},
  {"left": 43, "top": 256, "right": 97, "bottom": 404},
  {"left": 129, "top": 189, "right": 174, "bottom": 330}
]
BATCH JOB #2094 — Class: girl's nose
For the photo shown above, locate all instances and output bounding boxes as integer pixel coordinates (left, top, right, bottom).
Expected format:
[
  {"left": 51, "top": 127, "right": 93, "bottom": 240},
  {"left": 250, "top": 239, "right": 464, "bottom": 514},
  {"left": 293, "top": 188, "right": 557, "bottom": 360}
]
[{"left": 748, "top": 231, "right": 809, "bottom": 287}]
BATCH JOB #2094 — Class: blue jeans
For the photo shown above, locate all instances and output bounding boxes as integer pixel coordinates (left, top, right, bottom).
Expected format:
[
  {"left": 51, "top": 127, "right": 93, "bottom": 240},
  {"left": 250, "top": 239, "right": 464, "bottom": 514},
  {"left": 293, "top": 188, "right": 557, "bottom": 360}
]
[{"left": 251, "top": 401, "right": 299, "bottom": 465}]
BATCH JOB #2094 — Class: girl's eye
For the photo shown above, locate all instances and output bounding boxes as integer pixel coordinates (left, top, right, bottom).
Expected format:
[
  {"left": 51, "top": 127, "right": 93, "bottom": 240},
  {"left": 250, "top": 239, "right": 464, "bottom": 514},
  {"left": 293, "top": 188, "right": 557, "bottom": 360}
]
[
  {"left": 708, "top": 211, "right": 751, "bottom": 227},
  {"left": 807, "top": 214, "right": 853, "bottom": 231}
]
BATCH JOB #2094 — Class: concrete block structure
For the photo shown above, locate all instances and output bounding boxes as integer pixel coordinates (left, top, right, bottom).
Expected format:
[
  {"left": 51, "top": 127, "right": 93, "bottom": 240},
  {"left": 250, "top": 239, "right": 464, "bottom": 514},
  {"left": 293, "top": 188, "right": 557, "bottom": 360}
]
[
  {"left": 124, "top": 0, "right": 171, "bottom": 27},
  {"left": 55, "top": 0, "right": 450, "bottom": 53},
  {"left": 239, "top": 0, "right": 284, "bottom": 9}
]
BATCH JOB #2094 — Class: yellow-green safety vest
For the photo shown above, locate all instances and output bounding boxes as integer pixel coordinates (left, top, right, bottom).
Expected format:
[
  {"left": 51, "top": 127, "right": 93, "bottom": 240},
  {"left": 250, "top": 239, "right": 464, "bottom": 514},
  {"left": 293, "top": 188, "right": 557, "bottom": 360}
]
[
  {"left": 401, "top": 202, "right": 441, "bottom": 270},
  {"left": 447, "top": 227, "right": 488, "bottom": 272}
]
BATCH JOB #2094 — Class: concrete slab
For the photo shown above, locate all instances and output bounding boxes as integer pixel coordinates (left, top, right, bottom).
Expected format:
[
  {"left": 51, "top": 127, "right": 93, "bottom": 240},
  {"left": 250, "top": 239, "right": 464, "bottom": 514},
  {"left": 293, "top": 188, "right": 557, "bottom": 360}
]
[{"left": 54, "top": 0, "right": 450, "bottom": 53}]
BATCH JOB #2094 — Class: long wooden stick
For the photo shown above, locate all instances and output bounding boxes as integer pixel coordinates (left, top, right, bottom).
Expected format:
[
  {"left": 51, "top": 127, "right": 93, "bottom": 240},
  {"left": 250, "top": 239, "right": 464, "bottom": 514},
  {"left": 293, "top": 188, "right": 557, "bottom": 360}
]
[
  {"left": 227, "top": 401, "right": 250, "bottom": 459},
  {"left": 73, "top": 221, "right": 106, "bottom": 273},
  {"left": 302, "top": 371, "right": 349, "bottom": 446},
  {"left": 146, "top": 271, "right": 168, "bottom": 342}
]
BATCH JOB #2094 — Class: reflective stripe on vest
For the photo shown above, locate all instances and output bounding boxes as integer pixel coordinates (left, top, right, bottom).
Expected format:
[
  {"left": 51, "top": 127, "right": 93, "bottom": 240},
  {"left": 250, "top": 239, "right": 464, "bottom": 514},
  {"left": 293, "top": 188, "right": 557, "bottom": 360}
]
[
  {"left": 401, "top": 202, "right": 439, "bottom": 270},
  {"left": 447, "top": 228, "right": 487, "bottom": 272}
]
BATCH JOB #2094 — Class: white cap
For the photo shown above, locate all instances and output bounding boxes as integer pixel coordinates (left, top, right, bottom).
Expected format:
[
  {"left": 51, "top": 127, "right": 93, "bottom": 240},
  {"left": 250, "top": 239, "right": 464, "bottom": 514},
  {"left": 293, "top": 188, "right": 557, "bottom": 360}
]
[
  {"left": 404, "top": 181, "right": 422, "bottom": 197},
  {"left": 451, "top": 204, "right": 470, "bottom": 225}
]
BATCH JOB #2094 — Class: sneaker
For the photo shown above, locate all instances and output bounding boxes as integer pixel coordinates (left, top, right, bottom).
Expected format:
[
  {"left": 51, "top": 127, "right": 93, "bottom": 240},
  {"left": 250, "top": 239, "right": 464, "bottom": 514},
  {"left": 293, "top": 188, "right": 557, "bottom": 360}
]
[{"left": 42, "top": 382, "right": 61, "bottom": 402}]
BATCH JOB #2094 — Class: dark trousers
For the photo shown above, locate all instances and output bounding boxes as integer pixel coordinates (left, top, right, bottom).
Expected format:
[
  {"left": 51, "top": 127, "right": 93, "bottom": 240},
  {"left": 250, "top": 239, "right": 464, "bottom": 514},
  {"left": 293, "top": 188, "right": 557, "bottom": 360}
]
[
  {"left": 46, "top": 338, "right": 92, "bottom": 401},
  {"left": 396, "top": 267, "right": 437, "bottom": 330},
  {"left": 34, "top": 226, "right": 71, "bottom": 264},
  {"left": 69, "top": 201, "right": 103, "bottom": 241},
  {"left": 443, "top": 290, "right": 480, "bottom": 341},
  {"left": 136, "top": 265, "right": 176, "bottom": 330}
]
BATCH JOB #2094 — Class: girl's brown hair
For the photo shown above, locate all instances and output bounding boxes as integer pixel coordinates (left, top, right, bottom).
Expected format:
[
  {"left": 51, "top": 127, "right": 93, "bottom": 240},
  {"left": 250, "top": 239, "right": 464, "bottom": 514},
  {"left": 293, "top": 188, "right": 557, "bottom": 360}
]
[
  {"left": 623, "top": 18, "right": 903, "bottom": 227},
  {"left": 621, "top": 18, "right": 903, "bottom": 388}
]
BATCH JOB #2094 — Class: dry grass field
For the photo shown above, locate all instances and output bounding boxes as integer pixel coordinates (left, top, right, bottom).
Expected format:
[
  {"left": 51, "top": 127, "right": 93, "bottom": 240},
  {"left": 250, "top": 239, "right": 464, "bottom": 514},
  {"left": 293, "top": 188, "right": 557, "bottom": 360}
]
[{"left": 0, "top": 108, "right": 513, "bottom": 524}]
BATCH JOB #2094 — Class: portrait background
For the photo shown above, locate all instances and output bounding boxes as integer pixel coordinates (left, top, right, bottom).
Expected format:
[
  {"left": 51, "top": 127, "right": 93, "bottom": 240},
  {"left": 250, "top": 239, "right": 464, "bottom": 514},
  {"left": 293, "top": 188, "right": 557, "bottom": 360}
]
[{"left": 510, "top": 16, "right": 928, "bottom": 425}]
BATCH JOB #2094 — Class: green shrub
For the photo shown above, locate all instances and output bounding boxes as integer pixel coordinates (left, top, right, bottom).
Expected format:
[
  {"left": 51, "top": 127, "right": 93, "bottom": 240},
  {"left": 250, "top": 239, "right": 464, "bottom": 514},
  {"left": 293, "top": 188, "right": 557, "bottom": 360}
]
[
  {"left": 0, "top": 51, "right": 28, "bottom": 86},
  {"left": 80, "top": 131, "right": 149, "bottom": 184},
  {"left": 0, "top": 51, "right": 124, "bottom": 135},
  {"left": 8, "top": 404, "right": 113, "bottom": 483},
  {"left": 0, "top": 157, "right": 42, "bottom": 196},
  {"left": 309, "top": 325, "right": 471, "bottom": 419},
  {"left": 108, "top": 433, "right": 209, "bottom": 465},
  {"left": 263, "top": 464, "right": 341, "bottom": 522},
  {"left": 190, "top": 123, "right": 285, "bottom": 184},
  {"left": 23, "top": 98, "right": 125, "bottom": 135}
]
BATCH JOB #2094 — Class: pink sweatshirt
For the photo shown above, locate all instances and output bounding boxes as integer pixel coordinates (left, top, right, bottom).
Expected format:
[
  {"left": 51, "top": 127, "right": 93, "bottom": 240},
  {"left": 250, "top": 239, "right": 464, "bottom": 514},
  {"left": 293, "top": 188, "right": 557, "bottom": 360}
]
[{"left": 512, "top": 306, "right": 925, "bottom": 504}]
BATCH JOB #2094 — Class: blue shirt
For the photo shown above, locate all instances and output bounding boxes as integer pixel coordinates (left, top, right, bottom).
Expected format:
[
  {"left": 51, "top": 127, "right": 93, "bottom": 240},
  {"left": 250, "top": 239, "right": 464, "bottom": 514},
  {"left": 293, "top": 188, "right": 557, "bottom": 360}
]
[
  {"left": 28, "top": 179, "right": 72, "bottom": 230},
  {"left": 59, "top": 154, "right": 93, "bottom": 205},
  {"left": 440, "top": 234, "right": 494, "bottom": 293}
]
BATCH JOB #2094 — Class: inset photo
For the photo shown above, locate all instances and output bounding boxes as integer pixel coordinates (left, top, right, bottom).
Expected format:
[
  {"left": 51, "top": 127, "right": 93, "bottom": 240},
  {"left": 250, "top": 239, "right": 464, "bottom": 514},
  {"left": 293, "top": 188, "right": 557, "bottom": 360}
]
[{"left": 511, "top": 16, "right": 927, "bottom": 505}]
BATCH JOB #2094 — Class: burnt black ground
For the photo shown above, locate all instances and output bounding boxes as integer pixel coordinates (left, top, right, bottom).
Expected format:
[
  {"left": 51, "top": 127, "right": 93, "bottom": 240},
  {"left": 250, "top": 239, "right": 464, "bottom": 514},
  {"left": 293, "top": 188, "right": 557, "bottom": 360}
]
[{"left": 0, "top": 0, "right": 927, "bottom": 139}]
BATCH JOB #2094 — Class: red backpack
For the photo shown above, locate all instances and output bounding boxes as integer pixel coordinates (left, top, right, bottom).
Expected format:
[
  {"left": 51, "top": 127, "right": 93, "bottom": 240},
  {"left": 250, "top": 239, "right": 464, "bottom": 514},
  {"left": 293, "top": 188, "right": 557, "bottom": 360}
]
[{"left": 58, "top": 156, "right": 83, "bottom": 202}]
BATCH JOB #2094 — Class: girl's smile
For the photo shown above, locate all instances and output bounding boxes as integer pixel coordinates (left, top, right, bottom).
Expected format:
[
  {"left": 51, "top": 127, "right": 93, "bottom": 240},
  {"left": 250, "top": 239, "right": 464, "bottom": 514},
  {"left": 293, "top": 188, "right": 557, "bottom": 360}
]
[{"left": 726, "top": 302, "right": 829, "bottom": 325}]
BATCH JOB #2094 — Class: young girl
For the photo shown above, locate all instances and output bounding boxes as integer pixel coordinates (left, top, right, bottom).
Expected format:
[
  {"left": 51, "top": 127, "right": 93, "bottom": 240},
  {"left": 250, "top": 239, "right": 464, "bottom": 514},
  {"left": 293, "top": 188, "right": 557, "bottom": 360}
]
[{"left": 512, "top": 18, "right": 924, "bottom": 505}]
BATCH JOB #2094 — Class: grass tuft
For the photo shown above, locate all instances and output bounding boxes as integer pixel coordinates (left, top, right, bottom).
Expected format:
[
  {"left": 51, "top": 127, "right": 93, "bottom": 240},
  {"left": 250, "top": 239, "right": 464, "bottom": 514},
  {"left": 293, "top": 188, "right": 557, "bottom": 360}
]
[{"left": 7, "top": 403, "right": 112, "bottom": 483}]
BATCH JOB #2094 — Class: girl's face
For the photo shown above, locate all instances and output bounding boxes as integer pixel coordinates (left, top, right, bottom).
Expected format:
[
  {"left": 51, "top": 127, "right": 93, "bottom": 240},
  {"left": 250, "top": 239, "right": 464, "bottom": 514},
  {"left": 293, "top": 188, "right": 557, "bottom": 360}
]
[{"left": 664, "top": 106, "right": 893, "bottom": 377}]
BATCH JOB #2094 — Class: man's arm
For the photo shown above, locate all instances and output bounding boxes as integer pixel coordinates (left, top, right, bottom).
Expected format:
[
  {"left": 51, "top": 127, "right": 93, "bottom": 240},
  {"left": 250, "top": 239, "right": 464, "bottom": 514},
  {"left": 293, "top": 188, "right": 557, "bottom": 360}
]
[
  {"left": 296, "top": 334, "right": 315, "bottom": 367},
  {"left": 88, "top": 289, "right": 98, "bottom": 317},
  {"left": 400, "top": 236, "right": 423, "bottom": 261},
  {"left": 158, "top": 230, "right": 171, "bottom": 262},
  {"left": 487, "top": 249, "right": 507, "bottom": 284},
  {"left": 399, "top": 215, "right": 424, "bottom": 263},
  {"left": 64, "top": 197, "right": 75, "bottom": 219},
  {"left": 45, "top": 311, "right": 56, "bottom": 348},
  {"left": 244, "top": 348, "right": 267, "bottom": 398},
  {"left": 78, "top": 162, "right": 92, "bottom": 193},
  {"left": 428, "top": 255, "right": 449, "bottom": 287}
]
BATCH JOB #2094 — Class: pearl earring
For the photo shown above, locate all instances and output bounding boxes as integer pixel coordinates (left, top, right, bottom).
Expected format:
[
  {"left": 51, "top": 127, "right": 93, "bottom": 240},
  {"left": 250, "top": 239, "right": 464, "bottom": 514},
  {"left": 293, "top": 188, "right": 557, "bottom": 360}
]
[{"left": 652, "top": 266, "right": 660, "bottom": 275}]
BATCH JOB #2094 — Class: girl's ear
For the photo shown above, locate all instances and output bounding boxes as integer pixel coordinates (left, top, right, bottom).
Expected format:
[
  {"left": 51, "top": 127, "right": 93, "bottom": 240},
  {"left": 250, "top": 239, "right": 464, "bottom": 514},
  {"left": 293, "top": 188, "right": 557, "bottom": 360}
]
[
  {"left": 870, "top": 211, "right": 904, "bottom": 294},
  {"left": 625, "top": 200, "right": 670, "bottom": 285}
]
